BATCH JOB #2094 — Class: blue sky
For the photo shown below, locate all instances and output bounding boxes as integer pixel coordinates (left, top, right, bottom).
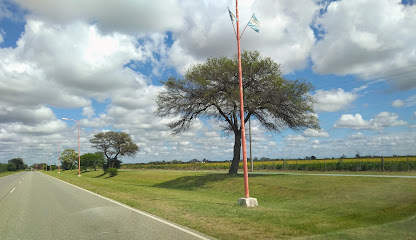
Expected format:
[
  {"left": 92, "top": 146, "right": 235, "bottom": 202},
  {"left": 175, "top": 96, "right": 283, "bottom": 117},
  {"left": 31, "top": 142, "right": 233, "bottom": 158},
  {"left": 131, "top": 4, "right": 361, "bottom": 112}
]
[{"left": 0, "top": 0, "right": 415, "bottom": 166}]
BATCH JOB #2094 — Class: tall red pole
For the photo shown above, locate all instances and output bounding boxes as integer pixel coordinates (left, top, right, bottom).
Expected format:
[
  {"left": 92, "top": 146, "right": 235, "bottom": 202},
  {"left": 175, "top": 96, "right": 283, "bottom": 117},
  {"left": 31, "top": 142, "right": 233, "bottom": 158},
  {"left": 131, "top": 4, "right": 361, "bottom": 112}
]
[
  {"left": 77, "top": 120, "right": 81, "bottom": 177},
  {"left": 58, "top": 140, "right": 61, "bottom": 173},
  {"left": 236, "top": 0, "right": 250, "bottom": 198}
]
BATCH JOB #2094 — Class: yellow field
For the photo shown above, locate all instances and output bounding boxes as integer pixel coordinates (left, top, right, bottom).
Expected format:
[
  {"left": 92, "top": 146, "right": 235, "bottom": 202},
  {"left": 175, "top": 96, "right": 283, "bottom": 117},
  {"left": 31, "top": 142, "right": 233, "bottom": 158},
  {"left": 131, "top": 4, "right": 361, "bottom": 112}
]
[{"left": 126, "top": 156, "right": 416, "bottom": 170}]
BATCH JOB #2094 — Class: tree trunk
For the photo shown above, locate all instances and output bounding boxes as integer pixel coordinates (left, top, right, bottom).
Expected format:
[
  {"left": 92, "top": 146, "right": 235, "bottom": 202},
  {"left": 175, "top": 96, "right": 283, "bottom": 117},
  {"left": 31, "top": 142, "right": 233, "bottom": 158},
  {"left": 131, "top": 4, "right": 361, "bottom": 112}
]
[{"left": 228, "top": 130, "right": 241, "bottom": 175}]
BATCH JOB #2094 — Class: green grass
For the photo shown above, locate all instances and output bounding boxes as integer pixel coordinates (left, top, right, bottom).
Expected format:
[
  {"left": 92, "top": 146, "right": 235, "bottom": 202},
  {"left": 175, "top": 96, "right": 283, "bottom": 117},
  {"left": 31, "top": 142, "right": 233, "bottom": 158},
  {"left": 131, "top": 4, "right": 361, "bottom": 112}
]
[
  {"left": 47, "top": 169, "right": 416, "bottom": 239},
  {"left": 0, "top": 171, "right": 22, "bottom": 178}
]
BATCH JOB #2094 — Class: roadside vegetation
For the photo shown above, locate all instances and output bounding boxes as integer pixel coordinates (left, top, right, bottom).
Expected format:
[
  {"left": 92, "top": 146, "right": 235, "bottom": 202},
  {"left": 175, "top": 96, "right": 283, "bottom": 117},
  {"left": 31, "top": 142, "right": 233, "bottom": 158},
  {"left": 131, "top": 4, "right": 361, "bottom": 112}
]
[
  {"left": 47, "top": 169, "right": 416, "bottom": 239},
  {"left": 0, "top": 158, "right": 28, "bottom": 176},
  {"left": 122, "top": 155, "right": 416, "bottom": 172}
]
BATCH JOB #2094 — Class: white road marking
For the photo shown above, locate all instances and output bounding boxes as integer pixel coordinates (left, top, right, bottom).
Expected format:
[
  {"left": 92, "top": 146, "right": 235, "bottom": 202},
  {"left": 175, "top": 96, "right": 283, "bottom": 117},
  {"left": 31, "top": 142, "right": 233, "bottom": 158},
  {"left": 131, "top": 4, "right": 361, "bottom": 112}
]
[
  {"left": 10, "top": 187, "right": 15, "bottom": 193},
  {"left": 44, "top": 173, "right": 211, "bottom": 240}
]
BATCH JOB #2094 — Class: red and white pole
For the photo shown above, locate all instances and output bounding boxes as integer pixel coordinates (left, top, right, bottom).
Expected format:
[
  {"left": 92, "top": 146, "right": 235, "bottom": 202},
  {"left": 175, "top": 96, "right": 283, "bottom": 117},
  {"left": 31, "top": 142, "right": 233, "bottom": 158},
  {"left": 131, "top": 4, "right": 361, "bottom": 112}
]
[
  {"left": 77, "top": 120, "right": 81, "bottom": 177},
  {"left": 235, "top": 0, "right": 250, "bottom": 199}
]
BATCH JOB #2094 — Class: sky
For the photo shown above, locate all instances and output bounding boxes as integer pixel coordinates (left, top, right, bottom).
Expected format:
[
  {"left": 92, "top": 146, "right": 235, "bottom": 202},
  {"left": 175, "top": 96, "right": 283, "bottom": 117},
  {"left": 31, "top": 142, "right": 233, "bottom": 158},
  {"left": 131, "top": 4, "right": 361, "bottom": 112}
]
[{"left": 0, "top": 0, "right": 415, "bottom": 166}]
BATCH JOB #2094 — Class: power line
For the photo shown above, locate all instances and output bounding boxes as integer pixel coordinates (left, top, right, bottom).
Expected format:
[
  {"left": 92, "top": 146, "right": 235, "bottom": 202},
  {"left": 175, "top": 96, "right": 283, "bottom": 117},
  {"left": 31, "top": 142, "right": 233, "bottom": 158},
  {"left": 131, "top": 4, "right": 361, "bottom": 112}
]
[{"left": 311, "top": 63, "right": 416, "bottom": 91}]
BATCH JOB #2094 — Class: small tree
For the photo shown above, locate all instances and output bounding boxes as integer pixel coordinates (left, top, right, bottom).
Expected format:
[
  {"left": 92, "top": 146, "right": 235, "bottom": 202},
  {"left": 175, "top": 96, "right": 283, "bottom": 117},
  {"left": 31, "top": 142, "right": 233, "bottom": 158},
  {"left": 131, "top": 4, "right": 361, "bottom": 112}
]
[
  {"left": 90, "top": 131, "right": 139, "bottom": 169},
  {"left": 80, "top": 152, "right": 105, "bottom": 171},
  {"left": 60, "top": 149, "right": 78, "bottom": 170}
]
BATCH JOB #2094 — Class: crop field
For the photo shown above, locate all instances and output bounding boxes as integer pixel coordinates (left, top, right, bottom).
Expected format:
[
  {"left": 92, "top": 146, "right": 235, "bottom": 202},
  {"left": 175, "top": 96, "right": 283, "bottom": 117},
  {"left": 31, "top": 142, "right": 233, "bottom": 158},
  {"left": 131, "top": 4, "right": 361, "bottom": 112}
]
[
  {"left": 122, "top": 156, "right": 416, "bottom": 172},
  {"left": 47, "top": 169, "right": 416, "bottom": 239}
]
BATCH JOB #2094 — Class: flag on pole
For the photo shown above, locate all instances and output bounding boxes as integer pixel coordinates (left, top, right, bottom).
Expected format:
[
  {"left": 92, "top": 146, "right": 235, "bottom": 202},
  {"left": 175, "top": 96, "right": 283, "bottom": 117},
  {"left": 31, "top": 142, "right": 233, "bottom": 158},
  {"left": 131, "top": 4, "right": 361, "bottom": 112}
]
[
  {"left": 248, "top": 14, "right": 260, "bottom": 33},
  {"left": 228, "top": 7, "right": 237, "bottom": 22}
]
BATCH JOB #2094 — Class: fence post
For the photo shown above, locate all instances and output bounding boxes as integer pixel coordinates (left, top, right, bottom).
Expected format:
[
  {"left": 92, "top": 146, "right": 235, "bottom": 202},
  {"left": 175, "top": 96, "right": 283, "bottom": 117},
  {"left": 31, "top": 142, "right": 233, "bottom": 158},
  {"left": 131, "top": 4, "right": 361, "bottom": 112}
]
[
  {"left": 381, "top": 156, "right": 384, "bottom": 172},
  {"left": 324, "top": 159, "right": 326, "bottom": 171},
  {"left": 407, "top": 155, "right": 410, "bottom": 171},
  {"left": 283, "top": 159, "right": 285, "bottom": 171}
]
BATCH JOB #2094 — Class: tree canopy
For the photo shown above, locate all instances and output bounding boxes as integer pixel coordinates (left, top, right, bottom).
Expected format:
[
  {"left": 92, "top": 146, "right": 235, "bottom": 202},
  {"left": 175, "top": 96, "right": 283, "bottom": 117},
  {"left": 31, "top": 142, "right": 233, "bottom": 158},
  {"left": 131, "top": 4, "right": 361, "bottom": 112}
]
[
  {"left": 90, "top": 131, "right": 139, "bottom": 169},
  {"left": 80, "top": 152, "right": 105, "bottom": 171},
  {"left": 60, "top": 149, "right": 78, "bottom": 170},
  {"left": 156, "top": 51, "right": 319, "bottom": 174},
  {"left": 8, "top": 158, "right": 25, "bottom": 170}
]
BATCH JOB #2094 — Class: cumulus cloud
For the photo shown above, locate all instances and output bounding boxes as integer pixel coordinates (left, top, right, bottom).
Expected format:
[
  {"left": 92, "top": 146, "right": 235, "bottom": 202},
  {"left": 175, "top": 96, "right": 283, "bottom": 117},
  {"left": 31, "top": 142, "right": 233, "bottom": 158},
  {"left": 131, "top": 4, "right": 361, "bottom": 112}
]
[
  {"left": 284, "top": 135, "right": 307, "bottom": 142},
  {"left": 334, "top": 112, "right": 407, "bottom": 130},
  {"left": 12, "top": 0, "right": 185, "bottom": 33},
  {"left": 1, "top": 0, "right": 414, "bottom": 164},
  {"left": 313, "top": 88, "right": 358, "bottom": 112},
  {"left": 303, "top": 128, "right": 329, "bottom": 138},
  {"left": 349, "top": 132, "right": 364, "bottom": 139},
  {"left": 82, "top": 106, "right": 95, "bottom": 119},
  {"left": 392, "top": 99, "right": 404, "bottom": 108},
  {"left": 311, "top": 0, "right": 416, "bottom": 90}
]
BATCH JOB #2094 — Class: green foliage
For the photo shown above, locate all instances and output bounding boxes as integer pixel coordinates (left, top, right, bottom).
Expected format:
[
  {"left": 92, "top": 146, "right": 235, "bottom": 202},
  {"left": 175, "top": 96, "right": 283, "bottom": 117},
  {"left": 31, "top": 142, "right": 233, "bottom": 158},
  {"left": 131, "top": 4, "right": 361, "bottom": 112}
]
[
  {"left": 8, "top": 158, "right": 25, "bottom": 170},
  {"left": 0, "top": 163, "right": 8, "bottom": 172},
  {"left": 106, "top": 168, "right": 118, "bottom": 177},
  {"left": 80, "top": 152, "right": 105, "bottom": 171},
  {"left": 156, "top": 51, "right": 318, "bottom": 174},
  {"left": 90, "top": 131, "right": 139, "bottom": 169},
  {"left": 7, "top": 162, "right": 17, "bottom": 171},
  {"left": 60, "top": 149, "right": 78, "bottom": 170}
]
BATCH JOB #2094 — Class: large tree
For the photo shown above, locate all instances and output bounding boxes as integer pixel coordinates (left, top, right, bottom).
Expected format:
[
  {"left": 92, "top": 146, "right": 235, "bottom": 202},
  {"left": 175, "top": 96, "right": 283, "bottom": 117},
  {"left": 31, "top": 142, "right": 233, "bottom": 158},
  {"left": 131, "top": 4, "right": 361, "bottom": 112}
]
[
  {"left": 8, "top": 158, "right": 25, "bottom": 170},
  {"left": 90, "top": 131, "right": 139, "bottom": 169},
  {"left": 156, "top": 51, "right": 319, "bottom": 174}
]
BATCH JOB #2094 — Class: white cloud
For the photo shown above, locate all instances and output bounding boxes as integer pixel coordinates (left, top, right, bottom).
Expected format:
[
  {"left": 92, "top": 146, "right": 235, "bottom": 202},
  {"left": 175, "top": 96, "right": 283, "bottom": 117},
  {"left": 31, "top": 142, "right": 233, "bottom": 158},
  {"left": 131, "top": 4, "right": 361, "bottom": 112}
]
[
  {"left": 313, "top": 88, "right": 358, "bottom": 112},
  {"left": 0, "top": 0, "right": 415, "bottom": 164},
  {"left": 311, "top": 0, "right": 416, "bottom": 90},
  {"left": 334, "top": 114, "right": 370, "bottom": 130},
  {"left": 82, "top": 106, "right": 95, "bottom": 119},
  {"left": 0, "top": 29, "right": 3, "bottom": 43},
  {"left": 12, "top": 0, "right": 185, "bottom": 33},
  {"left": 392, "top": 99, "right": 405, "bottom": 108},
  {"left": 284, "top": 135, "right": 307, "bottom": 142},
  {"left": 405, "top": 95, "right": 416, "bottom": 107},
  {"left": 303, "top": 128, "right": 329, "bottom": 138},
  {"left": 334, "top": 112, "right": 408, "bottom": 130},
  {"left": 349, "top": 132, "right": 364, "bottom": 139}
]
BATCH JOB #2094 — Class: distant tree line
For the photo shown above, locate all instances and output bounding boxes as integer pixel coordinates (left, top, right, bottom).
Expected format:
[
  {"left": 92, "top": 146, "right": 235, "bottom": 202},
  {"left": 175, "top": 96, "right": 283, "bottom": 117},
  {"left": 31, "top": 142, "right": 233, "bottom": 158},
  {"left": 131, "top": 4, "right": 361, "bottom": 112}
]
[{"left": 0, "top": 158, "right": 28, "bottom": 173}]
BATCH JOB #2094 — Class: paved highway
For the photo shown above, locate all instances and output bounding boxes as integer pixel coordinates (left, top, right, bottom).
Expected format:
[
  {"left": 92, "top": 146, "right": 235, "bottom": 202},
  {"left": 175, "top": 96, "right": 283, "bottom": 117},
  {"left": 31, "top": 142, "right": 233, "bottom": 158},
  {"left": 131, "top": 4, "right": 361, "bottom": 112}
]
[{"left": 0, "top": 171, "right": 211, "bottom": 240}]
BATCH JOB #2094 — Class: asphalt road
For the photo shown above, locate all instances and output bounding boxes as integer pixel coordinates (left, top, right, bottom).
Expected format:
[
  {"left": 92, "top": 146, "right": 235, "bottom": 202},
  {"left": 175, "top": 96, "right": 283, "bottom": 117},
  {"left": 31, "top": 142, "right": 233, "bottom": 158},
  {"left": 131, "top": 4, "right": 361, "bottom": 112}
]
[{"left": 0, "top": 171, "right": 211, "bottom": 240}]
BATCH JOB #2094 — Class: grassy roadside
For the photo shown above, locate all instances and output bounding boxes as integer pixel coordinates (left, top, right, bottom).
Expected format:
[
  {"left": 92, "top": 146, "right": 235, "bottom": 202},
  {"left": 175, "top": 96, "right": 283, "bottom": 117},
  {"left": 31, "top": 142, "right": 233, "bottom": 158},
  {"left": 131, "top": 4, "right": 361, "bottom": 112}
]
[
  {"left": 47, "top": 169, "right": 416, "bottom": 239},
  {"left": 0, "top": 171, "right": 23, "bottom": 178}
]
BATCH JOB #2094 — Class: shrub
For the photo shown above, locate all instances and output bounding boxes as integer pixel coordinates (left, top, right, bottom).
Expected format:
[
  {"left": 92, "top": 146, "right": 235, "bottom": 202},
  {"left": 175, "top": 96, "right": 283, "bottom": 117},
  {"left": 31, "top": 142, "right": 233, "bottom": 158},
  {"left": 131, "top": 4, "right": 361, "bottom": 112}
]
[
  {"left": 7, "top": 162, "right": 17, "bottom": 171},
  {"left": 107, "top": 168, "right": 118, "bottom": 177}
]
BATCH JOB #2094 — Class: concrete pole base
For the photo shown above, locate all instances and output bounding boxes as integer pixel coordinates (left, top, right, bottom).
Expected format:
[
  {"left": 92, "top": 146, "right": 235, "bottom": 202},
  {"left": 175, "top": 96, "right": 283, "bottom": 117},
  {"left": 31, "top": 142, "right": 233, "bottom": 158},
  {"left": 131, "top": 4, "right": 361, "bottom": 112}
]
[{"left": 238, "top": 197, "right": 258, "bottom": 207}]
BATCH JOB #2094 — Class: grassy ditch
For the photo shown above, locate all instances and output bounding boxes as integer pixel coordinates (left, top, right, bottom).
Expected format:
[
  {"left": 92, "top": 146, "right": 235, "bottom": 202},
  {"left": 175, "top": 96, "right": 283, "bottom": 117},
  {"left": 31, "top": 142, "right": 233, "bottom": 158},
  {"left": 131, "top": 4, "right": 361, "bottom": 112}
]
[{"left": 46, "top": 169, "right": 416, "bottom": 239}]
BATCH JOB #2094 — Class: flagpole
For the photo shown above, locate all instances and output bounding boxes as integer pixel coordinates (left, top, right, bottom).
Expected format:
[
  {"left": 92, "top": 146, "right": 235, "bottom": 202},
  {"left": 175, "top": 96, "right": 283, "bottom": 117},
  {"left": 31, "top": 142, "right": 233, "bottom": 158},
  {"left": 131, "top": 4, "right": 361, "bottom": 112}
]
[{"left": 236, "top": 0, "right": 250, "bottom": 199}]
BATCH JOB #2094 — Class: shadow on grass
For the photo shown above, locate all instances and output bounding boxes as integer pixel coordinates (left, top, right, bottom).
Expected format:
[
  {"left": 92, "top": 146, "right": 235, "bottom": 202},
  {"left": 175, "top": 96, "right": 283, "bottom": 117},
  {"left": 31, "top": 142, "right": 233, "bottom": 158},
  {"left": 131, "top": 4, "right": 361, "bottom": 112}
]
[
  {"left": 153, "top": 173, "right": 242, "bottom": 190},
  {"left": 94, "top": 172, "right": 107, "bottom": 178}
]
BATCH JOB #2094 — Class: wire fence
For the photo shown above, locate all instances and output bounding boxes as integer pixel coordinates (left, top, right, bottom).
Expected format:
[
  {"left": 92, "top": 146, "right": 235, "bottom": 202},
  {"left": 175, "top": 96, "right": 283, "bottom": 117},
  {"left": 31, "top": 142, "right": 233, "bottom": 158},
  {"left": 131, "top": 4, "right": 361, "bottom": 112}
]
[{"left": 122, "top": 156, "right": 416, "bottom": 172}]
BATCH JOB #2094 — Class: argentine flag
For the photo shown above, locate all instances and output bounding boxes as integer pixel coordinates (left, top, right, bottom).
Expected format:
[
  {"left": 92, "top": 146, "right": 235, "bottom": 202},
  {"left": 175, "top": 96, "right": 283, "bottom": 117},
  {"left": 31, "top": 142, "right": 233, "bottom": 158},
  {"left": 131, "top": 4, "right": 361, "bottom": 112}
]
[
  {"left": 228, "top": 7, "right": 237, "bottom": 21},
  {"left": 248, "top": 14, "right": 260, "bottom": 33}
]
